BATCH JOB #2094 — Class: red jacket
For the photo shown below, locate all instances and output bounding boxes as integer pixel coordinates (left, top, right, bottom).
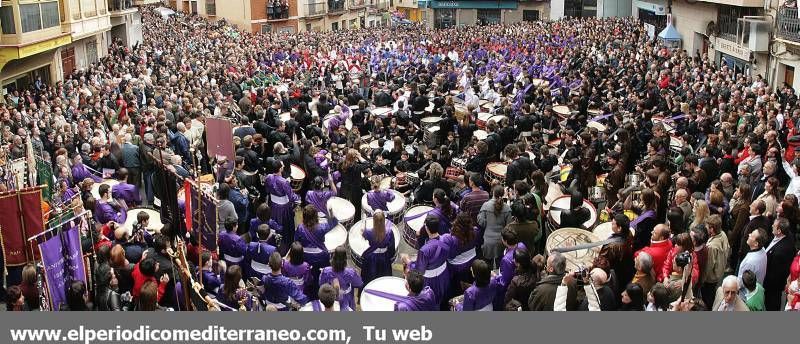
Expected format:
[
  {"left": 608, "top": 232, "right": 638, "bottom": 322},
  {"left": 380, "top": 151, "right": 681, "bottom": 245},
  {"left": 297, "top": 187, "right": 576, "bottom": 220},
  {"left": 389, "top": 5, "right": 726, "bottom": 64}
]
[
  {"left": 660, "top": 247, "right": 700, "bottom": 285},
  {"left": 635, "top": 239, "right": 673, "bottom": 277},
  {"left": 131, "top": 263, "right": 167, "bottom": 302}
]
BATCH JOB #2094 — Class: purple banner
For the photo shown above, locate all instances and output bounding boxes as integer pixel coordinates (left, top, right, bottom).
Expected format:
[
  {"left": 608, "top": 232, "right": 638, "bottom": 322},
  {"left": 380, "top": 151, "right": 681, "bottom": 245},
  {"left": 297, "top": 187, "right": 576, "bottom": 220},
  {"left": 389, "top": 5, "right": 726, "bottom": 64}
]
[
  {"left": 201, "top": 195, "right": 218, "bottom": 251},
  {"left": 37, "top": 227, "right": 87, "bottom": 311}
]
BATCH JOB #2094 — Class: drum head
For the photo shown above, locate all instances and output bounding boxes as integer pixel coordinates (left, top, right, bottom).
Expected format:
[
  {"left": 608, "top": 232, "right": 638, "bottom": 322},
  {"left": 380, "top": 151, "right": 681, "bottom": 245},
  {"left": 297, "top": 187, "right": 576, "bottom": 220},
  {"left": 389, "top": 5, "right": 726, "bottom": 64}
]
[
  {"left": 279, "top": 112, "right": 291, "bottom": 122},
  {"left": 327, "top": 197, "right": 355, "bottom": 223},
  {"left": 386, "top": 190, "right": 406, "bottom": 215},
  {"left": 360, "top": 277, "right": 408, "bottom": 311},
  {"left": 123, "top": 207, "right": 163, "bottom": 235},
  {"left": 547, "top": 195, "right": 598, "bottom": 228},
  {"left": 592, "top": 222, "right": 614, "bottom": 240},
  {"left": 290, "top": 164, "right": 306, "bottom": 180},
  {"left": 348, "top": 218, "right": 402, "bottom": 256},
  {"left": 543, "top": 182, "right": 565, "bottom": 210},
  {"left": 404, "top": 206, "right": 433, "bottom": 236},
  {"left": 489, "top": 115, "right": 507, "bottom": 124},
  {"left": 427, "top": 125, "right": 440, "bottom": 134},
  {"left": 421, "top": 117, "right": 442, "bottom": 125},
  {"left": 91, "top": 179, "right": 120, "bottom": 200},
  {"left": 477, "top": 113, "right": 492, "bottom": 121},
  {"left": 669, "top": 136, "right": 683, "bottom": 149},
  {"left": 587, "top": 121, "right": 606, "bottom": 132},
  {"left": 324, "top": 224, "right": 348, "bottom": 252},
  {"left": 474, "top": 130, "right": 488, "bottom": 140},
  {"left": 373, "top": 107, "right": 392, "bottom": 118},
  {"left": 553, "top": 105, "right": 570, "bottom": 116},
  {"left": 486, "top": 162, "right": 507, "bottom": 177},
  {"left": 379, "top": 177, "right": 392, "bottom": 190},
  {"left": 545, "top": 228, "right": 601, "bottom": 272}
]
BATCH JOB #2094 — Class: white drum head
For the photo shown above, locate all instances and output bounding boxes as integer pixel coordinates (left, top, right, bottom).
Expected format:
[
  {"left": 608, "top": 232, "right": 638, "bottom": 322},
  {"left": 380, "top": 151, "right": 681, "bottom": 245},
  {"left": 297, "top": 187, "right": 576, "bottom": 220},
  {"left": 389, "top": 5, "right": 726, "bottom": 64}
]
[
  {"left": 348, "top": 218, "right": 402, "bottom": 257},
  {"left": 379, "top": 177, "right": 392, "bottom": 190},
  {"left": 427, "top": 126, "right": 440, "bottom": 134},
  {"left": 489, "top": 115, "right": 507, "bottom": 124},
  {"left": 324, "top": 224, "right": 348, "bottom": 252},
  {"left": 669, "top": 136, "right": 683, "bottom": 149},
  {"left": 91, "top": 179, "right": 120, "bottom": 200},
  {"left": 404, "top": 205, "right": 433, "bottom": 236},
  {"left": 553, "top": 105, "right": 570, "bottom": 116},
  {"left": 373, "top": 107, "right": 392, "bottom": 118},
  {"left": 544, "top": 182, "right": 565, "bottom": 210},
  {"left": 386, "top": 190, "right": 406, "bottom": 215},
  {"left": 123, "top": 208, "right": 163, "bottom": 235},
  {"left": 474, "top": 130, "right": 488, "bottom": 140},
  {"left": 421, "top": 117, "right": 441, "bottom": 125},
  {"left": 360, "top": 277, "right": 407, "bottom": 311},
  {"left": 487, "top": 162, "right": 507, "bottom": 177},
  {"left": 548, "top": 196, "right": 598, "bottom": 228},
  {"left": 327, "top": 197, "right": 355, "bottom": 223},
  {"left": 587, "top": 121, "right": 606, "bottom": 132},
  {"left": 290, "top": 164, "right": 306, "bottom": 180},
  {"left": 477, "top": 112, "right": 492, "bottom": 121},
  {"left": 592, "top": 222, "right": 613, "bottom": 240}
]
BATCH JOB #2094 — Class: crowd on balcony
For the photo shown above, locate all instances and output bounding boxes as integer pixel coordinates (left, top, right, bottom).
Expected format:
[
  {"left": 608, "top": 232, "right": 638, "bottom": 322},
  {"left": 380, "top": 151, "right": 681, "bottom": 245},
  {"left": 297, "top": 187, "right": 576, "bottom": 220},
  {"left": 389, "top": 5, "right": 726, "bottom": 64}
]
[{"left": 268, "top": 0, "right": 290, "bottom": 20}]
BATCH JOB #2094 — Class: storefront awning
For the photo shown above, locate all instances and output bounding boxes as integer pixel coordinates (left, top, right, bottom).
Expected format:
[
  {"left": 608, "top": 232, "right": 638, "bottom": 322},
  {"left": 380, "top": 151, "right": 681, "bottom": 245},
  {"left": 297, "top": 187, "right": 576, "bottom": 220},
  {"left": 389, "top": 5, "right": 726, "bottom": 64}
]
[{"left": 658, "top": 23, "right": 681, "bottom": 41}]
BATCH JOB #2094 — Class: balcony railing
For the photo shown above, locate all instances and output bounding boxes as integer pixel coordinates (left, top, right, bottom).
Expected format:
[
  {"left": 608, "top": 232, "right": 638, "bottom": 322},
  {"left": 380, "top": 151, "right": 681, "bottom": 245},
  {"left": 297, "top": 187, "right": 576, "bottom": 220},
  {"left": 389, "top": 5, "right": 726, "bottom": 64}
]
[
  {"left": 108, "top": 0, "right": 133, "bottom": 12},
  {"left": 267, "top": 1, "right": 290, "bottom": 20},
  {"left": 351, "top": 0, "right": 367, "bottom": 8},
  {"left": 328, "top": 0, "right": 345, "bottom": 13},
  {"left": 777, "top": 7, "right": 800, "bottom": 43},
  {"left": 307, "top": 2, "right": 326, "bottom": 16}
]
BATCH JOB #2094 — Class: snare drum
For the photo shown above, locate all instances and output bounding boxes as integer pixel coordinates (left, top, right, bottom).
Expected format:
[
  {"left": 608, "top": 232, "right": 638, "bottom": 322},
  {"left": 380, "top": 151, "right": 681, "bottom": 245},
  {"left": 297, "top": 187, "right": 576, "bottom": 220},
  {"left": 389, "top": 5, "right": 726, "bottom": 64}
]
[
  {"left": 532, "top": 78, "right": 549, "bottom": 88},
  {"left": 473, "top": 130, "right": 488, "bottom": 141},
  {"left": 405, "top": 172, "right": 420, "bottom": 185},
  {"left": 653, "top": 117, "right": 676, "bottom": 133},
  {"left": 373, "top": 107, "right": 393, "bottom": 118},
  {"left": 476, "top": 112, "right": 492, "bottom": 129},
  {"left": 452, "top": 158, "right": 467, "bottom": 169},
  {"left": 589, "top": 186, "right": 606, "bottom": 204},
  {"left": 379, "top": 176, "right": 392, "bottom": 190},
  {"left": 425, "top": 125, "right": 441, "bottom": 148},
  {"left": 545, "top": 228, "right": 601, "bottom": 272},
  {"left": 361, "top": 190, "right": 407, "bottom": 223},
  {"left": 400, "top": 205, "right": 434, "bottom": 248},
  {"left": 485, "top": 162, "right": 508, "bottom": 186},
  {"left": 488, "top": 115, "right": 507, "bottom": 126},
  {"left": 546, "top": 195, "right": 598, "bottom": 232},
  {"left": 587, "top": 121, "right": 606, "bottom": 132},
  {"left": 327, "top": 197, "right": 356, "bottom": 227},
  {"left": 625, "top": 172, "right": 644, "bottom": 189},
  {"left": 290, "top": 164, "right": 306, "bottom": 191},
  {"left": 479, "top": 99, "right": 493, "bottom": 112},
  {"left": 122, "top": 207, "right": 163, "bottom": 235},
  {"left": 360, "top": 277, "right": 408, "bottom": 311},
  {"left": 91, "top": 179, "right": 120, "bottom": 200},
  {"left": 668, "top": 136, "right": 684, "bottom": 170},
  {"left": 543, "top": 182, "right": 565, "bottom": 211},
  {"left": 324, "top": 224, "right": 348, "bottom": 252},
  {"left": 348, "top": 218, "right": 402, "bottom": 268},
  {"left": 553, "top": 105, "right": 571, "bottom": 119},
  {"left": 420, "top": 117, "right": 442, "bottom": 130}
]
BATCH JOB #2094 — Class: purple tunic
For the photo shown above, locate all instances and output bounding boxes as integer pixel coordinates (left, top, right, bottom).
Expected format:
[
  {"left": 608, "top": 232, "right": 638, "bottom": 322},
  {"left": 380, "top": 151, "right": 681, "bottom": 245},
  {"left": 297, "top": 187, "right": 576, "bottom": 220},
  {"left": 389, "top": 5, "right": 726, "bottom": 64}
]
[
  {"left": 244, "top": 241, "right": 277, "bottom": 279},
  {"left": 306, "top": 190, "right": 336, "bottom": 218},
  {"left": 295, "top": 216, "right": 339, "bottom": 269},
  {"left": 94, "top": 201, "right": 126, "bottom": 225},
  {"left": 456, "top": 279, "right": 500, "bottom": 311},
  {"left": 282, "top": 260, "right": 312, "bottom": 295},
  {"left": 265, "top": 174, "right": 300, "bottom": 238},
  {"left": 248, "top": 218, "right": 283, "bottom": 242},
  {"left": 218, "top": 231, "right": 247, "bottom": 267},
  {"left": 498, "top": 243, "right": 526, "bottom": 288},
  {"left": 200, "top": 270, "right": 222, "bottom": 296},
  {"left": 394, "top": 286, "right": 438, "bottom": 311},
  {"left": 441, "top": 227, "right": 480, "bottom": 280},
  {"left": 361, "top": 222, "right": 396, "bottom": 283},
  {"left": 318, "top": 267, "right": 363, "bottom": 311},
  {"left": 366, "top": 190, "right": 395, "bottom": 213},
  {"left": 261, "top": 273, "right": 309, "bottom": 311},
  {"left": 71, "top": 163, "right": 102, "bottom": 184},
  {"left": 62, "top": 188, "right": 78, "bottom": 204},
  {"left": 413, "top": 236, "right": 451, "bottom": 304},
  {"left": 112, "top": 182, "right": 141, "bottom": 206}
]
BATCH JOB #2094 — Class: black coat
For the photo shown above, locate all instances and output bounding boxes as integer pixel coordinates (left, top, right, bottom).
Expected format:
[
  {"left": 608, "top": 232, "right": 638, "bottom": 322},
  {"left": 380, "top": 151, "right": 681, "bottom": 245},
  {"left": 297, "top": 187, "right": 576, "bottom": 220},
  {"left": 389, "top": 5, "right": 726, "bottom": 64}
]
[{"left": 764, "top": 236, "right": 795, "bottom": 291}]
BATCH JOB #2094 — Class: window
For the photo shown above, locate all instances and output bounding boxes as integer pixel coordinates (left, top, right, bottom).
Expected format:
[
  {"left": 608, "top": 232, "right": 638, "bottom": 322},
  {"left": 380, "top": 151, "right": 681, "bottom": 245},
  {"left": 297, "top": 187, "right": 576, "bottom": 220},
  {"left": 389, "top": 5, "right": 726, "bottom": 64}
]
[
  {"left": 331, "top": 21, "right": 338, "bottom": 31},
  {"left": 20, "top": 4, "right": 43, "bottom": 33},
  {"left": 261, "top": 24, "right": 272, "bottom": 33},
  {"left": 522, "top": 10, "right": 539, "bottom": 22},
  {"left": 42, "top": 2, "right": 60, "bottom": 29},
  {"left": 0, "top": 6, "right": 15, "bottom": 34},
  {"left": 86, "top": 40, "right": 98, "bottom": 65},
  {"left": 305, "top": 23, "right": 311, "bottom": 32},
  {"left": 718, "top": 5, "right": 760, "bottom": 41},
  {"left": 206, "top": 0, "right": 216, "bottom": 15},
  {"left": 81, "top": 0, "right": 97, "bottom": 17}
]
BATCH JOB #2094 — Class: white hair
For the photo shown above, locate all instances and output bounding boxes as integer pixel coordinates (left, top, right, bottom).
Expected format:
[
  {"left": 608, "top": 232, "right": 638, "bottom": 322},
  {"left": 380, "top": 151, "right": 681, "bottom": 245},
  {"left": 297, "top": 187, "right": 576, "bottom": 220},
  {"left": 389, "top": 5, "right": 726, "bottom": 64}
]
[{"left": 722, "top": 275, "right": 739, "bottom": 289}]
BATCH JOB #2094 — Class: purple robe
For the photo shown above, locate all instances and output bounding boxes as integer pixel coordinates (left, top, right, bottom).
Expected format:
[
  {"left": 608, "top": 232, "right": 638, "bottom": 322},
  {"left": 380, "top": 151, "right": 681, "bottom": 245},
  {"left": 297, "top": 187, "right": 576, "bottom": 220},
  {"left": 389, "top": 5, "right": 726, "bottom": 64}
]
[
  {"left": 62, "top": 187, "right": 78, "bottom": 204},
  {"left": 361, "top": 222, "right": 396, "bottom": 283},
  {"left": 306, "top": 190, "right": 336, "bottom": 218},
  {"left": 218, "top": 231, "right": 247, "bottom": 267},
  {"left": 244, "top": 241, "right": 277, "bottom": 279},
  {"left": 318, "top": 267, "right": 363, "bottom": 311},
  {"left": 264, "top": 174, "right": 299, "bottom": 239},
  {"left": 282, "top": 260, "right": 312, "bottom": 295},
  {"left": 499, "top": 243, "right": 526, "bottom": 288},
  {"left": 94, "top": 200, "right": 126, "bottom": 225},
  {"left": 112, "top": 182, "right": 141, "bottom": 206},
  {"left": 413, "top": 236, "right": 450, "bottom": 304},
  {"left": 294, "top": 216, "right": 339, "bottom": 269},
  {"left": 248, "top": 218, "right": 283, "bottom": 240},
  {"left": 394, "top": 286, "right": 438, "bottom": 311},
  {"left": 456, "top": 279, "right": 500, "bottom": 311},
  {"left": 366, "top": 190, "right": 395, "bottom": 213},
  {"left": 71, "top": 163, "right": 102, "bottom": 184},
  {"left": 441, "top": 227, "right": 480, "bottom": 280},
  {"left": 200, "top": 270, "right": 222, "bottom": 296},
  {"left": 261, "top": 273, "right": 308, "bottom": 310}
]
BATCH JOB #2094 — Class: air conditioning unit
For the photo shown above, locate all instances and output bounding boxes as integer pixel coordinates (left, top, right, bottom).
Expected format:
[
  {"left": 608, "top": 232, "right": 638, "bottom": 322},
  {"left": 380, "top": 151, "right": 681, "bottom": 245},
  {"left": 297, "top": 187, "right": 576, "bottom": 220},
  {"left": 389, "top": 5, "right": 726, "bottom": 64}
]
[{"left": 739, "top": 16, "right": 771, "bottom": 52}]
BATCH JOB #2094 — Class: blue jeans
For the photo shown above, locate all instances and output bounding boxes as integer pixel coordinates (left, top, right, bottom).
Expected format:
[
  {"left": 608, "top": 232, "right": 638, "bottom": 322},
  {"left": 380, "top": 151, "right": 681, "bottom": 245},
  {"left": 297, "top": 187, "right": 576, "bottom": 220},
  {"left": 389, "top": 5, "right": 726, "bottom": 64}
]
[{"left": 143, "top": 171, "right": 154, "bottom": 206}]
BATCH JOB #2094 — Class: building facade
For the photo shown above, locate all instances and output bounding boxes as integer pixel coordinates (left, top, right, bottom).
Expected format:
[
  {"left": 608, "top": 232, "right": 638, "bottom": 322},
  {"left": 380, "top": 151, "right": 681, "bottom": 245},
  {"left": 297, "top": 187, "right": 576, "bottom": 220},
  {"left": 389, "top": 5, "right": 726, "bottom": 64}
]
[
  {"left": 419, "top": 0, "right": 550, "bottom": 28},
  {"left": 59, "top": 0, "right": 113, "bottom": 77}
]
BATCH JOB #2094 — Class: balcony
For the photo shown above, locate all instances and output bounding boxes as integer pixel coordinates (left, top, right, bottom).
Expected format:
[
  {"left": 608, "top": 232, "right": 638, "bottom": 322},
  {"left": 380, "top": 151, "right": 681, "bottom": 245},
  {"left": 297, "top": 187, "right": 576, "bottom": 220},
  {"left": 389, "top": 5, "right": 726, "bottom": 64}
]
[
  {"left": 307, "top": 2, "right": 326, "bottom": 17},
  {"left": 350, "top": 0, "right": 367, "bottom": 8},
  {"left": 133, "top": 0, "right": 162, "bottom": 5},
  {"left": 328, "top": 0, "right": 345, "bottom": 14},
  {"left": 777, "top": 7, "right": 800, "bottom": 44},
  {"left": 266, "top": 1, "right": 290, "bottom": 20}
]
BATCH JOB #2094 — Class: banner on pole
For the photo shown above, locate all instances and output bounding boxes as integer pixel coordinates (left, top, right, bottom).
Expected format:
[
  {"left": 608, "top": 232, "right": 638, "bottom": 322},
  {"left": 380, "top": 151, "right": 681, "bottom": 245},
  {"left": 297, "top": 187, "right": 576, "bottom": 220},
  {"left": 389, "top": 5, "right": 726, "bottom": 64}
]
[{"left": 37, "top": 227, "right": 86, "bottom": 311}]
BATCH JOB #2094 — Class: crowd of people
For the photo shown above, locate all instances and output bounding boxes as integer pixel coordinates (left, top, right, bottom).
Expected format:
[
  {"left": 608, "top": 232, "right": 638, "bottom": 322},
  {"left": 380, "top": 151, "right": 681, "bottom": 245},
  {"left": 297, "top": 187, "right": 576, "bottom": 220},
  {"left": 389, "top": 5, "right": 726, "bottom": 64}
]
[{"left": 2, "top": 6, "right": 800, "bottom": 312}]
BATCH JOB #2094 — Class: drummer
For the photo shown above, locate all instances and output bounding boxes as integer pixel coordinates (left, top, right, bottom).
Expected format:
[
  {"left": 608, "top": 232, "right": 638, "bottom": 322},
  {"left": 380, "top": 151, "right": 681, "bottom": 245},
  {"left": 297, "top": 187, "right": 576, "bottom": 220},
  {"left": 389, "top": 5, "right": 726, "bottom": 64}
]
[
  {"left": 403, "top": 216, "right": 451, "bottom": 308},
  {"left": 365, "top": 177, "right": 396, "bottom": 213},
  {"left": 111, "top": 168, "right": 141, "bottom": 207},
  {"left": 558, "top": 191, "right": 591, "bottom": 230},
  {"left": 94, "top": 184, "right": 127, "bottom": 225},
  {"left": 249, "top": 203, "right": 283, "bottom": 244},
  {"left": 319, "top": 247, "right": 363, "bottom": 312},
  {"left": 295, "top": 204, "right": 339, "bottom": 288},
  {"left": 264, "top": 160, "right": 301, "bottom": 245},
  {"left": 219, "top": 220, "right": 246, "bottom": 268},
  {"left": 306, "top": 176, "right": 337, "bottom": 220},
  {"left": 360, "top": 211, "right": 396, "bottom": 284},
  {"left": 605, "top": 151, "right": 626, "bottom": 207},
  {"left": 394, "top": 270, "right": 438, "bottom": 312},
  {"left": 244, "top": 224, "right": 278, "bottom": 280},
  {"left": 260, "top": 252, "right": 309, "bottom": 311}
]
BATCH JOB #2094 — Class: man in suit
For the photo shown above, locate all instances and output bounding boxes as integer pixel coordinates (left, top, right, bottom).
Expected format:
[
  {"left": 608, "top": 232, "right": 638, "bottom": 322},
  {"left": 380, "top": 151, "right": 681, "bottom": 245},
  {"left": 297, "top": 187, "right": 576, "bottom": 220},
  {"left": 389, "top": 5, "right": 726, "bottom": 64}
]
[
  {"left": 737, "top": 200, "right": 770, "bottom": 269},
  {"left": 713, "top": 275, "right": 750, "bottom": 311},
  {"left": 764, "top": 218, "right": 795, "bottom": 311},
  {"left": 751, "top": 160, "right": 775, "bottom": 201}
]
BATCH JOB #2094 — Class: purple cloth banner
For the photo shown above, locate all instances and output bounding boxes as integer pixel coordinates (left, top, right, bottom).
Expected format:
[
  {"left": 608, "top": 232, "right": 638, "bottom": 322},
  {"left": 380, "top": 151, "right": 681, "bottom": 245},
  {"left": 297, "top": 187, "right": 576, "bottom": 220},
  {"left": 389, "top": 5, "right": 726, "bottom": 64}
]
[
  {"left": 38, "top": 227, "right": 86, "bottom": 311},
  {"left": 201, "top": 195, "right": 218, "bottom": 251}
]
